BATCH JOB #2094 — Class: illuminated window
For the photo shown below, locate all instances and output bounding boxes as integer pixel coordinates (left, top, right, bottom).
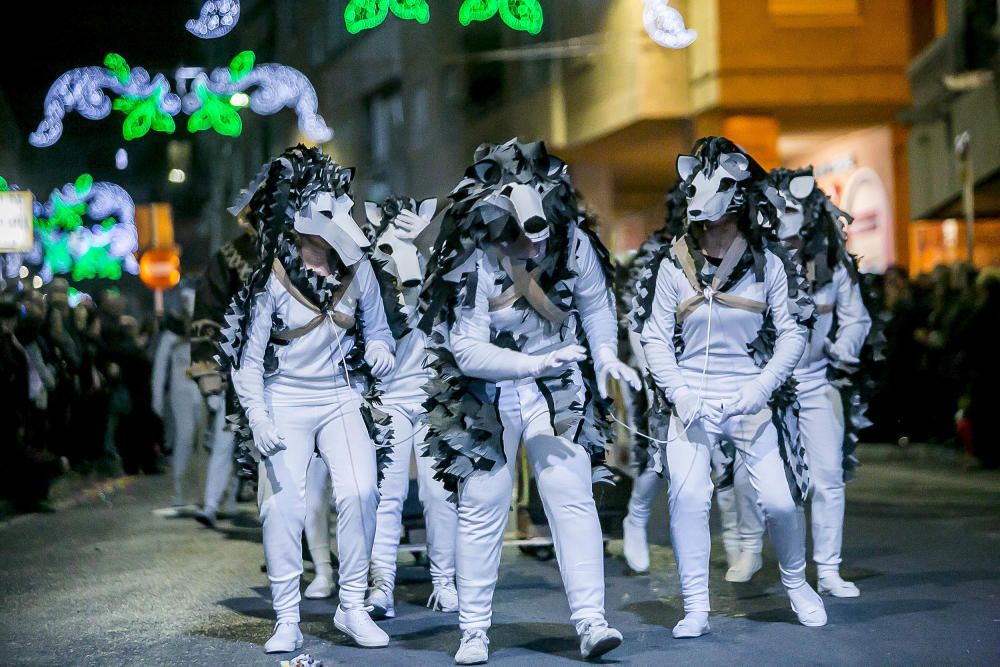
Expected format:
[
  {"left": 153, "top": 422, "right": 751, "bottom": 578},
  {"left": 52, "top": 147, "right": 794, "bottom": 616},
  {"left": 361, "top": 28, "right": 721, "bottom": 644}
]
[{"left": 767, "top": 0, "right": 861, "bottom": 27}]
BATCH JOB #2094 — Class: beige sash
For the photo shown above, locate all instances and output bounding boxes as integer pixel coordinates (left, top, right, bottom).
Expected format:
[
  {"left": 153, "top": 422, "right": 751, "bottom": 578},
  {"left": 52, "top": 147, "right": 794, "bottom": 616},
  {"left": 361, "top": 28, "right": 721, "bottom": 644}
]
[
  {"left": 816, "top": 303, "right": 835, "bottom": 315},
  {"left": 270, "top": 259, "right": 357, "bottom": 341},
  {"left": 674, "top": 235, "right": 767, "bottom": 322},
  {"left": 488, "top": 255, "right": 569, "bottom": 325}
]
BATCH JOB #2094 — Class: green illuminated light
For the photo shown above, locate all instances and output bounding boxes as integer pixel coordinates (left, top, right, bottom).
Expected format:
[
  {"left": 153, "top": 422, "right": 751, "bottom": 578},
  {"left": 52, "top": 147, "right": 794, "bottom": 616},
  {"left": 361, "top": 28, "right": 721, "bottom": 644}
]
[
  {"left": 104, "top": 52, "right": 131, "bottom": 85},
  {"left": 113, "top": 88, "right": 177, "bottom": 141},
  {"left": 229, "top": 50, "right": 256, "bottom": 82},
  {"left": 187, "top": 84, "right": 243, "bottom": 137},
  {"left": 344, "top": 0, "right": 429, "bottom": 33},
  {"left": 459, "top": 0, "right": 543, "bottom": 34},
  {"left": 72, "top": 246, "right": 123, "bottom": 281},
  {"left": 391, "top": 0, "right": 430, "bottom": 24},
  {"left": 0, "top": 176, "right": 8, "bottom": 192}
]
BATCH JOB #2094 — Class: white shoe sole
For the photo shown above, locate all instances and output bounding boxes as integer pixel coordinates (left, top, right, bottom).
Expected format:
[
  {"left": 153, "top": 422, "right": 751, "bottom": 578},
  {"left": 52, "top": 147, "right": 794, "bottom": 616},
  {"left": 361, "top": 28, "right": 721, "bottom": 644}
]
[
  {"left": 304, "top": 585, "right": 334, "bottom": 599},
  {"left": 334, "top": 619, "right": 389, "bottom": 648},
  {"left": 455, "top": 654, "right": 489, "bottom": 665},
  {"left": 725, "top": 567, "right": 761, "bottom": 583},
  {"left": 582, "top": 634, "right": 622, "bottom": 660},
  {"left": 369, "top": 603, "right": 396, "bottom": 619},
  {"left": 672, "top": 623, "right": 710, "bottom": 639},
  {"left": 264, "top": 638, "right": 303, "bottom": 654},
  {"left": 818, "top": 583, "right": 861, "bottom": 598}
]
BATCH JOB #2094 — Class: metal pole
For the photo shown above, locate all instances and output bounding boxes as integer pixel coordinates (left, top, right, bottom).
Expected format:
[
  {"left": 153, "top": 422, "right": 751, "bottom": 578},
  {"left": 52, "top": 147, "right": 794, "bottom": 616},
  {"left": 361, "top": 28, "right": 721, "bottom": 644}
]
[{"left": 954, "top": 131, "right": 975, "bottom": 264}]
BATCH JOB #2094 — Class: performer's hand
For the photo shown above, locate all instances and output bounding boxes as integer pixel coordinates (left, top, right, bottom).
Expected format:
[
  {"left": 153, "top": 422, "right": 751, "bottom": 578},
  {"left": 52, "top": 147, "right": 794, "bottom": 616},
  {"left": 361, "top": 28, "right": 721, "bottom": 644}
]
[
  {"left": 720, "top": 378, "right": 771, "bottom": 422},
  {"left": 595, "top": 347, "right": 642, "bottom": 398},
  {"left": 537, "top": 344, "right": 587, "bottom": 375},
  {"left": 365, "top": 341, "right": 396, "bottom": 378},
  {"left": 252, "top": 420, "right": 286, "bottom": 457},
  {"left": 206, "top": 394, "right": 224, "bottom": 413},
  {"left": 394, "top": 209, "right": 432, "bottom": 241},
  {"left": 824, "top": 339, "right": 860, "bottom": 366},
  {"left": 672, "top": 387, "right": 705, "bottom": 427}
]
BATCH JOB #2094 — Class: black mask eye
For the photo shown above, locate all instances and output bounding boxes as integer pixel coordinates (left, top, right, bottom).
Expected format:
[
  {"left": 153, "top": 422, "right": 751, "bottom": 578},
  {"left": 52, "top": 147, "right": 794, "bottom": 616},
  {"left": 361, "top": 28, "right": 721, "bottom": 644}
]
[
  {"left": 679, "top": 181, "right": 696, "bottom": 197},
  {"left": 378, "top": 243, "right": 393, "bottom": 255},
  {"left": 718, "top": 178, "right": 736, "bottom": 192},
  {"left": 318, "top": 209, "right": 333, "bottom": 219}
]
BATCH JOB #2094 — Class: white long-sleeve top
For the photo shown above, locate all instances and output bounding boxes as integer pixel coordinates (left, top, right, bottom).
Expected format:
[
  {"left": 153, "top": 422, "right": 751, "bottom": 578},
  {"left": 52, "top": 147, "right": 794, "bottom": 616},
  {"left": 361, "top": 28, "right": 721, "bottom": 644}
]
[
  {"left": 231, "top": 259, "right": 395, "bottom": 426},
  {"left": 379, "top": 322, "right": 432, "bottom": 405},
  {"left": 152, "top": 329, "right": 200, "bottom": 416},
  {"left": 641, "top": 248, "right": 807, "bottom": 401},
  {"left": 450, "top": 228, "right": 618, "bottom": 384},
  {"left": 795, "top": 264, "right": 871, "bottom": 394}
]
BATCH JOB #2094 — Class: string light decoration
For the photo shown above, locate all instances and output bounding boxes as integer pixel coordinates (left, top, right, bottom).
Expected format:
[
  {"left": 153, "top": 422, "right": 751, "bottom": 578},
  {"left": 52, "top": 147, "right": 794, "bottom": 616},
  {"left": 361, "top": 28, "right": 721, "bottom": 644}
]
[
  {"left": 186, "top": 0, "right": 241, "bottom": 39},
  {"left": 31, "top": 51, "right": 332, "bottom": 146},
  {"left": 344, "top": 0, "right": 430, "bottom": 34},
  {"left": 29, "top": 53, "right": 182, "bottom": 147},
  {"left": 641, "top": 0, "right": 697, "bottom": 49},
  {"left": 459, "top": 0, "right": 544, "bottom": 35}
]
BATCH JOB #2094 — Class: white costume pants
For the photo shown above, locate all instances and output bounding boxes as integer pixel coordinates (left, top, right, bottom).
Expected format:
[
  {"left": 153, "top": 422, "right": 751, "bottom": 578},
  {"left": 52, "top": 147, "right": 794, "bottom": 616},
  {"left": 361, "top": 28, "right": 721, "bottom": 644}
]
[
  {"left": 170, "top": 385, "right": 203, "bottom": 505},
  {"left": 627, "top": 467, "right": 663, "bottom": 529},
  {"left": 666, "top": 409, "right": 806, "bottom": 613},
  {"left": 456, "top": 382, "right": 606, "bottom": 632},
  {"left": 258, "top": 389, "right": 378, "bottom": 622},
  {"left": 803, "top": 384, "right": 848, "bottom": 568},
  {"left": 716, "top": 462, "right": 765, "bottom": 555},
  {"left": 202, "top": 405, "right": 237, "bottom": 515},
  {"left": 371, "top": 402, "right": 457, "bottom": 588},
  {"left": 719, "top": 383, "right": 847, "bottom": 568}
]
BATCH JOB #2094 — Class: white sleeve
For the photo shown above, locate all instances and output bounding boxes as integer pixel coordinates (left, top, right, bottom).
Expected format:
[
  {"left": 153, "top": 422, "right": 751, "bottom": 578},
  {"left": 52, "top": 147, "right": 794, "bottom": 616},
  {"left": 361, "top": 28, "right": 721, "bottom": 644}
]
[
  {"left": 573, "top": 230, "right": 618, "bottom": 357},
  {"left": 758, "top": 253, "right": 807, "bottom": 394},
  {"left": 230, "top": 280, "right": 276, "bottom": 427},
  {"left": 151, "top": 330, "right": 175, "bottom": 415},
  {"left": 833, "top": 265, "right": 871, "bottom": 359},
  {"left": 356, "top": 259, "right": 396, "bottom": 353},
  {"left": 450, "top": 262, "right": 544, "bottom": 382},
  {"left": 639, "top": 259, "right": 688, "bottom": 403}
]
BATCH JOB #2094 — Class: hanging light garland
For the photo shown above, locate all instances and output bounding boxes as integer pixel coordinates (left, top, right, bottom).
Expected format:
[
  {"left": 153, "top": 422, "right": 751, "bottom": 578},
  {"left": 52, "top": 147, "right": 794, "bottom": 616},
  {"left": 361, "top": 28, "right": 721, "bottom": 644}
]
[{"left": 459, "top": 0, "right": 544, "bottom": 34}]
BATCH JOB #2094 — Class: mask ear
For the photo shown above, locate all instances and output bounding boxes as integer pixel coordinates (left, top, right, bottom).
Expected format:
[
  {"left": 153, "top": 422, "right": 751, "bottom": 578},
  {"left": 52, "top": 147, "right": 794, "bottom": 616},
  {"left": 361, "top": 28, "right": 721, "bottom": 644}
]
[
  {"left": 417, "top": 197, "right": 438, "bottom": 220},
  {"left": 467, "top": 159, "right": 501, "bottom": 185},
  {"left": 338, "top": 168, "right": 356, "bottom": 190},
  {"left": 789, "top": 175, "right": 816, "bottom": 200},
  {"left": 676, "top": 155, "right": 700, "bottom": 181},
  {"left": 364, "top": 201, "right": 382, "bottom": 226},
  {"left": 719, "top": 152, "right": 751, "bottom": 181}
]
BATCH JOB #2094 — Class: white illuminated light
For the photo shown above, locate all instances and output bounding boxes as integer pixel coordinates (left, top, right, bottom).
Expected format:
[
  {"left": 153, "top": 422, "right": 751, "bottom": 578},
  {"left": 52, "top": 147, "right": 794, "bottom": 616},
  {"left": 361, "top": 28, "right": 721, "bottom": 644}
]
[
  {"left": 186, "top": 0, "right": 241, "bottom": 39},
  {"left": 19, "top": 265, "right": 29, "bottom": 278},
  {"left": 115, "top": 148, "right": 129, "bottom": 170},
  {"left": 642, "top": 0, "right": 697, "bottom": 49},
  {"left": 32, "top": 275, "right": 43, "bottom": 289},
  {"left": 168, "top": 169, "right": 187, "bottom": 184},
  {"left": 229, "top": 92, "right": 250, "bottom": 108}
]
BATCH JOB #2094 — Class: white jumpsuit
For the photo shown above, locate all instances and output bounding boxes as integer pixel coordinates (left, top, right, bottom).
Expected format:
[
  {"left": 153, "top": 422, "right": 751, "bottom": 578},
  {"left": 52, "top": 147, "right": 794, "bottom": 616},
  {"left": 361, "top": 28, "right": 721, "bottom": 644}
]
[
  {"left": 152, "top": 330, "right": 203, "bottom": 506},
  {"left": 721, "top": 265, "right": 871, "bottom": 568},
  {"left": 231, "top": 260, "right": 394, "bottom": 623},
  {"left": 449, "top": 231, "right": 617, "bottom": 633},
  {"left": 641, "top": 246, "right": 808, "bottom": 614}
]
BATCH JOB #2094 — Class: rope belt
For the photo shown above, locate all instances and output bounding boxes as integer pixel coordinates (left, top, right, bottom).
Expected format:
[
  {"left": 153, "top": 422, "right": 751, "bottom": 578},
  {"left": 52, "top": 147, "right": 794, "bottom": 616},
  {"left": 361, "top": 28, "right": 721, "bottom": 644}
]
[
  {"left": 270, "top": 259, "right": 357, "bottom": 341},
  {"left": 488, "top": 254, "right": 569, "bottom": 325},
  {"left": 673, "top": 234, "right": 766, "bottom": 322}
]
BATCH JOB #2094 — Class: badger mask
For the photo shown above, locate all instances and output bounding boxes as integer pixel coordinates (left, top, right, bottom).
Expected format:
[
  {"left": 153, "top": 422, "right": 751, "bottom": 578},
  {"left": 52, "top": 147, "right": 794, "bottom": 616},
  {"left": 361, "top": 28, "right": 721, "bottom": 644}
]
[
  {"left": 293, "top": 188, "right": 369, "bottom": 266},
  {"left": 776, "top": 173, "right": 816, "bottom": 241},
  {"left": 676, "top": 151, "right": 753, "bottom": 223},
  {"left": 366, "top": 197, "right": 437, "bottom": 289}
]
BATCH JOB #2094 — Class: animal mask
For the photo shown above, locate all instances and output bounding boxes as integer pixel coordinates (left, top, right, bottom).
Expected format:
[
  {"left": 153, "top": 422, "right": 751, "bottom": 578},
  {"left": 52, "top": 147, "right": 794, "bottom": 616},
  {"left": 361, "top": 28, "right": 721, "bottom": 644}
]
[
  {"left": 676, "top": 151, "right": 753, "bottom": 222},
  {"left": 293, "top": 188, "right": 369, "bottom": 266},
  {"left": 776, "top": 173, "right": 816, "bottom": 240},
  {"left": 365, "top": 197, "right": 437, "bottom": 288}
]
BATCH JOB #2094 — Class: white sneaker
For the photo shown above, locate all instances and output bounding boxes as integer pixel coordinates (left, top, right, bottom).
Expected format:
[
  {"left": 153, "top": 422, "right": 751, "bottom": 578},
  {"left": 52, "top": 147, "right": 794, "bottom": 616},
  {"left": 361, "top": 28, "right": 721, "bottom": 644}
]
[
  {"left": 725, "top": 548, "right": 741, "bottom": 570},
  {"left": 787, "top": 583, "right": 828, "bottom": 627},
  {"left": 333, "top": 605, "right": 390, "bottom": 648},
  {"left": 427, "top": 580, "right": 459, "bottom": 612},
  {"left": 366, "top": 579, "right": 396, "bottom": 619},
  {"left": 304, "top": 568, "right": 335, "bottom": 599},
  {"left": 264, "top": 622, "right": 303, "bottom": 653},
  {"left": 672, "top": 612, "right": 710, "bottom": 638},
  {"left": 818, "top": 572, "right": 861, "bottom": 598},
  {"left": 622, "top": 515, "right": 650, "bottom": 573},
  {"left": 454, "top": 629, "right": 489, "bottom": 665},
  {"left": 725, "top": 551, "right": 763, "bottom": 583},
  {"left": 194, "top": 509, "right": 217, "bottom": 529},
  {"left": 578, "top": 618, "right": 623, "bottom": 660}
]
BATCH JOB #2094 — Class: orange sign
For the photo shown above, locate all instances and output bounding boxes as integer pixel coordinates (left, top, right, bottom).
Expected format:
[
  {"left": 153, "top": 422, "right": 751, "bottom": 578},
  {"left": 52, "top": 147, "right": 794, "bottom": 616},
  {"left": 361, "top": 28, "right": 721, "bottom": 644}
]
[{"left": 139, "top": 247, "right": 181, "bottom": 290}]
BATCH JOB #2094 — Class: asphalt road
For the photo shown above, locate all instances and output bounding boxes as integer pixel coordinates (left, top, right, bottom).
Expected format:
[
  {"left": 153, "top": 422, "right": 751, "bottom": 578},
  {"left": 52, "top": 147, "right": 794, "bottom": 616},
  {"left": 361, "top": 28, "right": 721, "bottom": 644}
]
[{"left": 1, "top": 447, "right": 999, "bottom": 666}]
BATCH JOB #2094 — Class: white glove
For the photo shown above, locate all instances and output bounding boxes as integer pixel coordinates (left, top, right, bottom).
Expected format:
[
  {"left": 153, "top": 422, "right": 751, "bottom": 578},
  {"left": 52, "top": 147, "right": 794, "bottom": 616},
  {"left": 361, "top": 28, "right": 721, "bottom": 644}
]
[
  {"left": 594, "top": 347, "right": 642, "bottom": 398},
  {"left": 251, "top": 420, "right": 286, "bottom": 457},
  {"left": 206, "top": 394, "right": 224, "bottom": 413},
  {"left": 672, "top": 386, "right": 705, "bottom": 427},
  {"left": 394, "top": 209, "right": 433, "bottom": 241},
  {"left": 824, "top": 338, "right": 860, "bottom": 366},
  {"left": 533, "top": 344, "right": 587, "bottom": 376},
  {"left": 365, "top": 341, "right": 396, "bottom": 378},
  {"left": 721, "top": 377, "right": 772, "bottom": 422}
]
